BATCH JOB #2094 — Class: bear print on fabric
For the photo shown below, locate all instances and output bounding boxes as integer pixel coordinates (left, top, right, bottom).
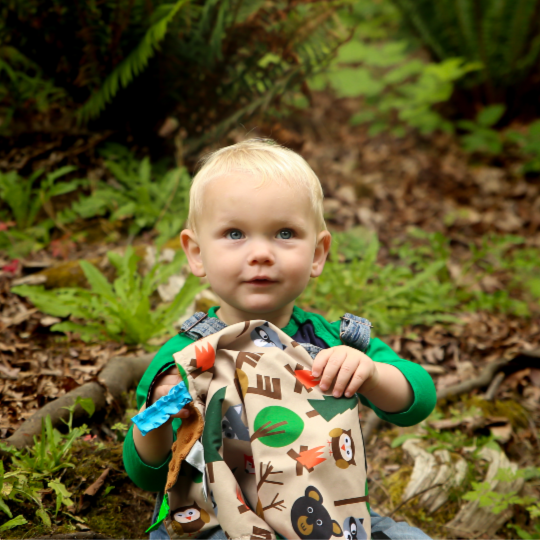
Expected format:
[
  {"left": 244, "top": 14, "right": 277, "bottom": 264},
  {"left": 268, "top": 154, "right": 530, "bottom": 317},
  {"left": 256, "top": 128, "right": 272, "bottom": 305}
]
[
  {"left": 222, "top": 404, "right": 250, "bottom": 441},
  {"left": 251, "top": 323, "right": 286, "bottom": 349},
  {"left": 343, "top": 517, "right": 367, "bottom": 540},
  {"left": 291, "top": 486, "right": 343, "bottom": 540},
  {"left": 329, "top": 428, "right": 356, "bottom": 469},
  {"left": 171, "top": 501, "right": 210, "bottom": 535}
]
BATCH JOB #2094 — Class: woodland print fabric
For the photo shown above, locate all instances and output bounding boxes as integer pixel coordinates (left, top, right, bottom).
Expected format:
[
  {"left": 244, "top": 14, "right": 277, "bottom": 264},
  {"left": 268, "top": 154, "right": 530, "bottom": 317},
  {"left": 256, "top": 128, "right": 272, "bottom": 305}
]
[{"left": 164, "top": 320, "right": 370, "bottom": 540}]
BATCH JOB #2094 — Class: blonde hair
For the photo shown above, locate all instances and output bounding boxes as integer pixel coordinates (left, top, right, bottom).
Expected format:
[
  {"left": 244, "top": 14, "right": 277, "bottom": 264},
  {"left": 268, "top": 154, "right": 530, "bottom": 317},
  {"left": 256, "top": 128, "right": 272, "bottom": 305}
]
[{"left": 187, "top": 139, "right": 326, "bottom": 232}]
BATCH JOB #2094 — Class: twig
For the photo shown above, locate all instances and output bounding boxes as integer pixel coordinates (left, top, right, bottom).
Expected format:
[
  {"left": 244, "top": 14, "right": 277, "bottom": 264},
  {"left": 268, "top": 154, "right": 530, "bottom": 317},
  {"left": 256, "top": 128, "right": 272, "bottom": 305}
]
[
  {"left": 387, "top": 482, "right": 444, "bottom": 518},
  {"left": 437, "top": 359, "right": 510, "bottom": 401},
  {"left": 3, "top": 353, "right": 155, "bottom": 450},
  {"left": 483, "top": 371, "right": 506, "bottom": 401}
]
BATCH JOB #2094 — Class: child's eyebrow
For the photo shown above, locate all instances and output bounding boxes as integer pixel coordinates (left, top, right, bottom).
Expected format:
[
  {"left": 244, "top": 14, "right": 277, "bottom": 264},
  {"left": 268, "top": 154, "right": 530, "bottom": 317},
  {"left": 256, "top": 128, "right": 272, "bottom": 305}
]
[{"left": 214, "top": 217, "right": 310, "bottom": 234}]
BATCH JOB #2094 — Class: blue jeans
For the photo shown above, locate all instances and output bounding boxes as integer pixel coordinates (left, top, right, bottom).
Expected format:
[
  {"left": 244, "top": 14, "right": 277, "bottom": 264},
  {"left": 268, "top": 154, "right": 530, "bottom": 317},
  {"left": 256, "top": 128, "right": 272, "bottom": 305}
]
[{"left": 149, "top": 493, "right": 431, "bottom": 540}]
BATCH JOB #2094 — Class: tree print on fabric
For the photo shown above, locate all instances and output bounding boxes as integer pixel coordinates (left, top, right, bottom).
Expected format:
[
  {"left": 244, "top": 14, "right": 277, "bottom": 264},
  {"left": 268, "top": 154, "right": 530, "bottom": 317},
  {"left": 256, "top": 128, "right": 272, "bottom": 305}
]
[
  {"left": 306, "top": 395, "right": 357, "bottom": 421},
  {"left": 257, "top": 461, "right": 284, "bottom": 490},
  {"left": 251, "top": 406, "right": 304, "bottom": 447},
  {"left": 202, "top": 386, "right": 226, "bottom": 463}
]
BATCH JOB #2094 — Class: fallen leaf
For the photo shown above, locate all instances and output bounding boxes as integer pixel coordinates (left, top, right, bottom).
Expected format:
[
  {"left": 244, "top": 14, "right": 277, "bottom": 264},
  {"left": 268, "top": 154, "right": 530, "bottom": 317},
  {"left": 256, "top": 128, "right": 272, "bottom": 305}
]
[{"left": 84, "top": 468, "right": 110, "bottom": 497}]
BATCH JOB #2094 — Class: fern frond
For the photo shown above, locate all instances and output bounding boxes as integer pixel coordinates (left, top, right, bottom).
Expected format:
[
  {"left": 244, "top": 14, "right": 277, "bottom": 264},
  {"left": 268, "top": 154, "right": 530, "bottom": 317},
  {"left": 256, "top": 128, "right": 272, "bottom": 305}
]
[
  {"left": 76, "top": 0, "right": 190, "bottom": 123},
  {"left": 391, "top": 0, "right": 449, "bottom": 60},
  {"left": 455, "top": 0, "right": 479, "bottom": 60},
  {"left": 504, "top": 0, "right": 538, "bottom": 76}
]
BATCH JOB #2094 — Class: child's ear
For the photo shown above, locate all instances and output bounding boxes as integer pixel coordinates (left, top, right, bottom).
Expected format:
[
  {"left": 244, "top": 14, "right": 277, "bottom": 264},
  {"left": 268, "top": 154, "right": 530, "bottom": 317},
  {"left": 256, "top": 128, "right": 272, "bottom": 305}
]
[
  {"left": 180, "top": 229, "right": 206, "bottom": 277},
  {"left": 311, "top": 230, "right": 331, "bottom": 278}
]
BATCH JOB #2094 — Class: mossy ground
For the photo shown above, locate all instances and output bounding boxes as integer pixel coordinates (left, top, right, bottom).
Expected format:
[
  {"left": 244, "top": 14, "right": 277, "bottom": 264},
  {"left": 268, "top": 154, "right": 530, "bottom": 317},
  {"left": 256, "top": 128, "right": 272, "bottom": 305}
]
[
  {"left": 364, "top": 395, "right": 540, "bottom": 539},
  {"left": 3, "top": 439, "right": 155, "bottom": 539}
]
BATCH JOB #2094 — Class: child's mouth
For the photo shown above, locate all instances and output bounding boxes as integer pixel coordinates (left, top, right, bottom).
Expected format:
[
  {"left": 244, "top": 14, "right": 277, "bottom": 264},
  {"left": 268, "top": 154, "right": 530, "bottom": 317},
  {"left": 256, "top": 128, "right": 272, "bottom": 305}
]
[{"left": 247, "top": 278, "right": 276, "bottom": 286}]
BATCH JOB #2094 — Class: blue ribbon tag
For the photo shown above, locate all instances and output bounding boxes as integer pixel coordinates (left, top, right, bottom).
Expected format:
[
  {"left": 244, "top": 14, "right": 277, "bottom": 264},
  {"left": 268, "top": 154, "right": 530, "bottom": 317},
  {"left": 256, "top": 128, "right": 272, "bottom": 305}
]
[{"left": 132, "top": 380, "right": 193, "bottom": 436}]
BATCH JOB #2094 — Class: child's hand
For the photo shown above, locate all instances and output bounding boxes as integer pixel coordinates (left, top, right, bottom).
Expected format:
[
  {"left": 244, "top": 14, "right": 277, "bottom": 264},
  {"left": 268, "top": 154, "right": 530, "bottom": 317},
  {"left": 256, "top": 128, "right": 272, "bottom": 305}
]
[
  {"left": 150, "top": 366, "right": 191, "bottom": 419},
  {"left": 312, "top": 346, "right": 379, "bottom": 398}
]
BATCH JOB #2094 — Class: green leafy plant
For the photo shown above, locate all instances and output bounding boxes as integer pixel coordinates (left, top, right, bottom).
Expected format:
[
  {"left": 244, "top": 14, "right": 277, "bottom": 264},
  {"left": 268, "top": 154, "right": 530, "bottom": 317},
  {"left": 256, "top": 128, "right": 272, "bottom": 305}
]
[
  {"left": 12, "top": 246, "right": 206, "bottom": 348},
  {"left": 506, "top": 120, "right": 540, "bottom": 172},
  {"left": 65, "top": 144, "right": 191, "bottom": 245},
  {"left": 299, "top": 228, "right": 537, "bottom": 336},
  {"left": 457, "top": 104, "right": 506, "bottom": 154},
  {"left": 0, "top": 45, "right": 69, "bottom": 133},
  {"left": 0, "top": 165, "right": 83, "bottom": 257},
  {"left": 462, "top": 468, "right": 539, "bottom": 514},
  {"left": 508, "top": 503, "right": 540, "bottom": 539},
  {"left": 311, "top": 5, "right": 480, "bottom": 136},
  {"left": 0, "top": 397, "right": 94, "bottom": 530}
]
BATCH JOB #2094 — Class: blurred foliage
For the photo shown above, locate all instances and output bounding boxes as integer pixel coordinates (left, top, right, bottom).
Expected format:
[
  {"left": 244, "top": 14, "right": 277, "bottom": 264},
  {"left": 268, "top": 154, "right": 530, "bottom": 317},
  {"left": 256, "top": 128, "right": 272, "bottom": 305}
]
[
  {"left": 65, "top": 144, "right": 191, "bottom": 247},
  {"left": 299, "top": 227, "right": 540, "bottom": 336},
  {"left": 0, "top": 166, "right": 84, "bottom": 257},
  {"left": 0, "top": 0, "right": 346, "bottom": 146},
  {"left": 392, "top": 0, "right": 540, "bottom": 115},
  {"left": 0, "top": 145, "right": 190, "bottom": 258},
  {"left": 310, "top": 0, "right": 481, "bottom": 136}
]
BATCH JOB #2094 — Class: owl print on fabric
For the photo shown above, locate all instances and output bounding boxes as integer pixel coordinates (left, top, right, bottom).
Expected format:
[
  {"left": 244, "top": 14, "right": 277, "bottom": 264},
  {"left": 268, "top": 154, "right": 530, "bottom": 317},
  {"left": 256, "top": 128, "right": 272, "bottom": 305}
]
[
  {"left": 329, "top": 428, "right": 356, "bottom": 469},
  {"left": 171, "top": 502, "right": 210, "bottom": 535}
]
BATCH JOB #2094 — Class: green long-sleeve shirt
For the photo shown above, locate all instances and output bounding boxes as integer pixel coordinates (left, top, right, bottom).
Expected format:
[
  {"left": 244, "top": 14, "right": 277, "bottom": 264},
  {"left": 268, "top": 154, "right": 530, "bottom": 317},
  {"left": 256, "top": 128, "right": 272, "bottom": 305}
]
[{"left": 123, "top": 305, "right": 436, "bottom": 492}]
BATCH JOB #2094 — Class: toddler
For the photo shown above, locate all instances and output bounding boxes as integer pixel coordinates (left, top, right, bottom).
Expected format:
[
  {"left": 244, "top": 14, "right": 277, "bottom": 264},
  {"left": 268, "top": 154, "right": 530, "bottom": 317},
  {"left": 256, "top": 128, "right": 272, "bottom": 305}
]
[{"left": 123, "top": 139, "right": 436, "bottom": 539}]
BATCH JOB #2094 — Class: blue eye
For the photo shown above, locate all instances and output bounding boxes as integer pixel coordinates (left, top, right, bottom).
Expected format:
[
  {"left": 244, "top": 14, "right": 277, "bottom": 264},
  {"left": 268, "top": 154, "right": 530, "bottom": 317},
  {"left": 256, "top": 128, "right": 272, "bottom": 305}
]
[
  {"left": 227, "top": 230, "right": 243, "bottom": 240},
  {"left": 277, "top": 229, "right": 293, "bottom": 239}
]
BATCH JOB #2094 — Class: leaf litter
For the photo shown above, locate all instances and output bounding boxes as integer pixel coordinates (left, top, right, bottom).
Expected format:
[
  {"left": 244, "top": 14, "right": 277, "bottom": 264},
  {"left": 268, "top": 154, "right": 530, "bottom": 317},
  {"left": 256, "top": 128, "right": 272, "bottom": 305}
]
[{"left": 1, "top": 90, "right": 540, "bottom": 537}]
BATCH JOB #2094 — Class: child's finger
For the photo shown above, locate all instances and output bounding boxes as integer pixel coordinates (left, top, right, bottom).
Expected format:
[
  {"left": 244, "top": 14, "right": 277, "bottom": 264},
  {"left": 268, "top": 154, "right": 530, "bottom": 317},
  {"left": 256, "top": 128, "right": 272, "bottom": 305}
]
[
  {"left": 344, "top": 362, "right": 372, "bottom": 397},
  {"left": 319, "top": 348, "right": 347, "bottom": 391},
  {"left": 332, "top": 356, "right": 360, "bottom": 397},
  {"left": 311, "top": 349, "right": 332, "bottom": 378},
  {"left": 170, "top": 407, "right": 191, "bottom": 419}
]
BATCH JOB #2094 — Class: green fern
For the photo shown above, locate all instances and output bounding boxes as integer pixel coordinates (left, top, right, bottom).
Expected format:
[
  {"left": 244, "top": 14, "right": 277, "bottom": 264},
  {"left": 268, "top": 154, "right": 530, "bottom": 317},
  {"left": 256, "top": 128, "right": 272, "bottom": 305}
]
[
  {"left": 391, "top": 0, "right": 540, "bottom": 100},
  {"left": 76, "top": 0, "right": 190, "bottom": 123}
]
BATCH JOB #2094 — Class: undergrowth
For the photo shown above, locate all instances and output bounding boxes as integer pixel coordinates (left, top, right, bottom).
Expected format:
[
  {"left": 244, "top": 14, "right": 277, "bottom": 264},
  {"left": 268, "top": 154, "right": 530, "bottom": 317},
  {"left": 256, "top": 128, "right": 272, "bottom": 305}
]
[
  {"left": 0, "top": 398, "right": 150, "bottom": 538},
  {"left": 299, "top": 227, "right": 540, "bottom": 335},
  {"left": 12, "top": 246, "right": 206, "bottom": 348}
]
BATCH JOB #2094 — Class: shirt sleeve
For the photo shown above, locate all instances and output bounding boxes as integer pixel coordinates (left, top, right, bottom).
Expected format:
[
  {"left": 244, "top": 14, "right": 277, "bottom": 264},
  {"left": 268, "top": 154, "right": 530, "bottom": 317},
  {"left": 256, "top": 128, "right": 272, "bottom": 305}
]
[
  {"left": 123, "top": 334, "right": 193, "bottom": 491},
  {"left": 359, "top": 337, "right": 437, "bottom": 427}
]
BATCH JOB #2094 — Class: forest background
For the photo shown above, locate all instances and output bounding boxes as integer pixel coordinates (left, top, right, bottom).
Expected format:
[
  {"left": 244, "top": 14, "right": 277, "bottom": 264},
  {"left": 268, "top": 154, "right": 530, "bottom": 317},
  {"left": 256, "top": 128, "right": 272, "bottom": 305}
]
[{"left": 0, "top": 0, "right": 539, "bottom": 538}]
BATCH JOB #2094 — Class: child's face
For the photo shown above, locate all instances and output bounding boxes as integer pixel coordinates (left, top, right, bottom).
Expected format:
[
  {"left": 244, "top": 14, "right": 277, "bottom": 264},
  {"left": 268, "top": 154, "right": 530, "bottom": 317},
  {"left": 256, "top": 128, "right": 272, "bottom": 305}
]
[{"left": 181, "top": 171, "right": 331, "bottom": 323}]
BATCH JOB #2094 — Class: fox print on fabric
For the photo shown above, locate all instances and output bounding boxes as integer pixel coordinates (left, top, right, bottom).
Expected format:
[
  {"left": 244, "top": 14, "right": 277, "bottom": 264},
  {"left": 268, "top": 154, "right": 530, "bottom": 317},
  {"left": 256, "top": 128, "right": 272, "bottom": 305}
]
[{"left": 162, "top": 319, "right": 370, "bottom": 539}]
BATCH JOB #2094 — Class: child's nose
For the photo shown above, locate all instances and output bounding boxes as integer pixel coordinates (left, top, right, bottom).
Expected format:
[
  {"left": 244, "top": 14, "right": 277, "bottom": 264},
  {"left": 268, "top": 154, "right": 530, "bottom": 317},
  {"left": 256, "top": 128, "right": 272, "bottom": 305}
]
[{"left": 248, "top": 240, "right": 275, "bottom": 265}]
